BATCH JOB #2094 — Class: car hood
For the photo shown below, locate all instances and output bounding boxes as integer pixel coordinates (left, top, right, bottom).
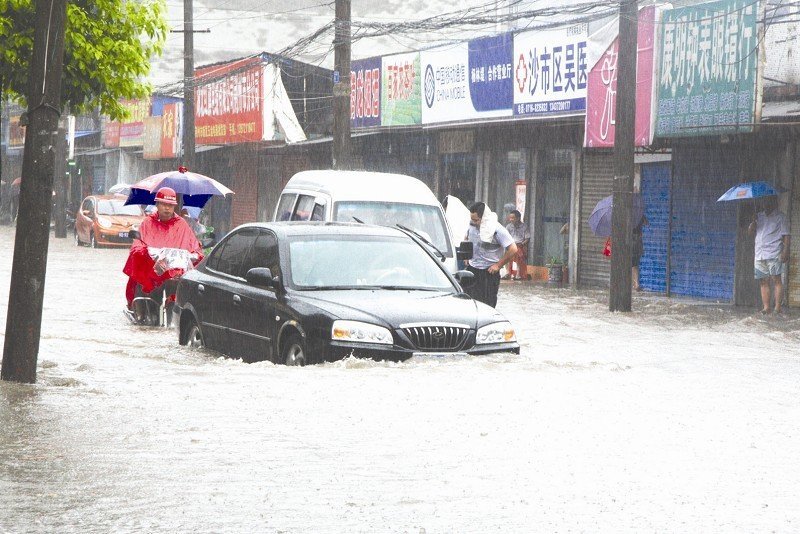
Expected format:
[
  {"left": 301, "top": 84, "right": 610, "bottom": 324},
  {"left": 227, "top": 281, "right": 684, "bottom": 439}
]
[
  {"left": 98, "top": 214, "right": 144, "bottom": 227},
  {"left": 291, "top": 289, "right": 505, "bottom": 329}
]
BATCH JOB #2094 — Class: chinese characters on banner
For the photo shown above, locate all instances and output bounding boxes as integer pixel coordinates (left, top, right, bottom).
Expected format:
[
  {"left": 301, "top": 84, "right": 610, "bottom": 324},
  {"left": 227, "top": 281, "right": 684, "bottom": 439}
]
[
  {"left": 194, "top": 58, "right": 264, "bottom": 144},
  {"left": 142, "top": 117, "right": 162, "bottom": 160},
  {"left": 350, "top": 57, "right": 381, "bottom": 128},
  {"left": 160, "top": 102, "right": 182, "bottom": 159},
  {"left": 420, "top": 35, "right": 512, "bottom": 124},
  {"left": 584, "top": 6, "right": 658, "bottom": 148},
  {"left": 381, "top": 53, "right": 421, "bottom": 126},
  {"left": 118, "top": 99, "right": 151, "bottom": 147},
  {"left": 656, "top": 0, "right": 759, "bottom": 137},
  {"left": 513, "top": 24, "right": 589, "bottom": 116}
]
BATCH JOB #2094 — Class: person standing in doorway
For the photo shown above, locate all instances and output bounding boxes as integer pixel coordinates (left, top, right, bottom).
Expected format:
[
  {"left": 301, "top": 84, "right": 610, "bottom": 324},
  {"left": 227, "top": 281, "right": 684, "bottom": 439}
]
[
  {"left": 465, "top": 202, "right": 517, "bottom": 307},
  {"left": 748, "top": 196, "right": 790, "bottom": 314},
  {"left": 504, "top": 209, "right": 530, "bottom": 280}
]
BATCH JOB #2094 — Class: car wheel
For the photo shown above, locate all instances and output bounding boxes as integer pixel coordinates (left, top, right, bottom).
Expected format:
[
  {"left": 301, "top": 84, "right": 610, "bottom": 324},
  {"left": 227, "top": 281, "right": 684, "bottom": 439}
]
[
  {"left": 282, "top": 334, "right": 307, "bottom": 366},
  {"left": 184, "top": 317, "right": 204, "bottom": 349},
  {"left": 89, "top": 232, "right": 97, "bottom": 249}
]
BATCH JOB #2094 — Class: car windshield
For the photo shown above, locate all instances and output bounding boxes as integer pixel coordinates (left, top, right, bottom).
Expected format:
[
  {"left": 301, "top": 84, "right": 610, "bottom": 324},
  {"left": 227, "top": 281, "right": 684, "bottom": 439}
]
[
  {"left": 96, "top": 199, "right": 143, "bottom": 216},
  {"left": 332, "top": 201, "right": 452, "bottom": 256},
  {"left": 288, "top": 235, "right": 455, "bottom": 291}
]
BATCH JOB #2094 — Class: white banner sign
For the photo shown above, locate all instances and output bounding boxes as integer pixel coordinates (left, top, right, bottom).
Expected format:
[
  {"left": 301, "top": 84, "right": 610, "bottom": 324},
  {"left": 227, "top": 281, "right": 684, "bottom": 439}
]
[{"left": 513, "top": 23, "right": 589, "bottom": 117}]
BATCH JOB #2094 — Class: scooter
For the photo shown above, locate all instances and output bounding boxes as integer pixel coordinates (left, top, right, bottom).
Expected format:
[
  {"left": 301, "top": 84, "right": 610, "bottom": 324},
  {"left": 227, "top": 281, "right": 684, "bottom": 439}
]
[{"left": 124, "top": 246, "right": 198, "bottom": 327}]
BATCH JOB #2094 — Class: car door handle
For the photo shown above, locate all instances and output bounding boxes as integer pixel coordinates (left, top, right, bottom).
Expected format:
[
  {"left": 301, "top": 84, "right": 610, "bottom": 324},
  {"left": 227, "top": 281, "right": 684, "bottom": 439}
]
[
  {"left": 233, "top": 294, "right": 241, "bottom": 305},
  {"left": 197, "top": 284, "right": 205, "bottom": 294}
]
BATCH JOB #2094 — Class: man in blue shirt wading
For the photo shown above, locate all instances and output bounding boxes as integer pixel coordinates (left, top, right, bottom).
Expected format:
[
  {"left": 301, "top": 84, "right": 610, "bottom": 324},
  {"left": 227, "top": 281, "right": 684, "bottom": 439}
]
[
  {"left": 464, "top": 202, "right": 518, "bottom": 308},
  {"left": 748, "top": 196, "right": 791, "bottom": 315}
]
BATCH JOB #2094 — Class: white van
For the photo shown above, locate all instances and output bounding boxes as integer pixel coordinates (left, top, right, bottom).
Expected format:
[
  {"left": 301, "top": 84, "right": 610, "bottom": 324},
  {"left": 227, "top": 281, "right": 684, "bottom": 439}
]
[{"left": 274, "top": 170, "right": 466, "bottom": 273}]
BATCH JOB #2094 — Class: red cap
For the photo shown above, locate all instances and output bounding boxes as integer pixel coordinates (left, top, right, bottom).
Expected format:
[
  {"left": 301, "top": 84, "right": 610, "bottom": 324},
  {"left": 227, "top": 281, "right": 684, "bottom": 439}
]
[{"left": 154, "top": 187, "right": 178, "bottom": 205}]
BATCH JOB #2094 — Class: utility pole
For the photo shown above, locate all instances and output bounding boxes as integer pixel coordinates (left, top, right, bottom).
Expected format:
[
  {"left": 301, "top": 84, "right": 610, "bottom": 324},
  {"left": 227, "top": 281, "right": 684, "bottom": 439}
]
[
  {"left": 2, "top": 0, "right": 68, "bottom": 383},
  {"left": 332, "top": 0, "right": 351, "bottom": 170},
  {"left": 609, "top": 0, "right": 638, "bottom": 312},
  {"left": 183, "top": 0, "right": 195, "bottom": 170}
]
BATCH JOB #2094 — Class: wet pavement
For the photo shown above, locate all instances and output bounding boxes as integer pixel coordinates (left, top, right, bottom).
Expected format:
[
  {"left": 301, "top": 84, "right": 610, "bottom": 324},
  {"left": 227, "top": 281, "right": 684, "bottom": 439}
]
[{"left": 1, "top": 225, "right": 799, "bottom": 532}]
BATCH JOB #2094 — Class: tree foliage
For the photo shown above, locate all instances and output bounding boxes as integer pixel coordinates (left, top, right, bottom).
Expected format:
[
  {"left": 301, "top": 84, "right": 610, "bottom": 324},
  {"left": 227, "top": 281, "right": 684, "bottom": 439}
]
[{"left": 0, "top": 0, "right": 168, "bottom": 120}]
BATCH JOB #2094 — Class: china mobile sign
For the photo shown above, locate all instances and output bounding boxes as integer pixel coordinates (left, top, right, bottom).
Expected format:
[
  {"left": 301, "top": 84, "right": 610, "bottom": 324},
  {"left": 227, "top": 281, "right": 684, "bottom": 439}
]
[
  {"left": 513, "top": 24, "right": 589, "bottom": 116},
  {"left": 420, "top": 34, "right": 513, "bottom": 124},
  {"left": 584, "top": 6, "right": 658, "bottom": 148},
  {"left": 656, "top": 0, "right": 760, "bottom": 137},
  {"left": 350, "top": 57, "right": 381, "bottom": 128},
  {"left": 195, "top": 57, "right": 263, "bottom": 144}
]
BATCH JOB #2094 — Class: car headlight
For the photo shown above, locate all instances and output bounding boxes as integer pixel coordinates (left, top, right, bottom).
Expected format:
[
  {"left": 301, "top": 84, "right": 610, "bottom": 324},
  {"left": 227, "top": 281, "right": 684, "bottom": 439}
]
[
  {"left": 97, "top": 216, "right": 112, "bottom": 228},
  {"left": 332, "top": 320, "right": 393, "bottom": 345},
  {"left": 476, "top": 321, "right": 517, "bottom": 344}
]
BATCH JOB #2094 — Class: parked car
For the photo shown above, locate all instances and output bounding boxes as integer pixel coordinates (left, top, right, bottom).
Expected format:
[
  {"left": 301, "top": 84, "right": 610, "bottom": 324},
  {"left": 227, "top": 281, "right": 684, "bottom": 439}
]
[
  {"left": 175, "top": 222, "right": 520, "bottom": 365},
  {"left": 274, "top": 170, "right": 473, "bottom": 274},
  {"left": 74, "top": 194, "right": 146, "bottom": 248}
]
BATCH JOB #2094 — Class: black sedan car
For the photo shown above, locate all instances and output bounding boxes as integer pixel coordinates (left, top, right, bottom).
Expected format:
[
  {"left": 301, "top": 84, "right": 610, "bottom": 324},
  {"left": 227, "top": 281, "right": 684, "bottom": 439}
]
[{"left": 174, "top": 222, "right": 519, "bottom": 365}]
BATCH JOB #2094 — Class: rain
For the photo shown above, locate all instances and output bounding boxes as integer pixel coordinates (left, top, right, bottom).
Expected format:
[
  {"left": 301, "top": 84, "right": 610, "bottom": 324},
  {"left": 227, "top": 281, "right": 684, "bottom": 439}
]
[{"left": 2, "top": 226, "right": 799, "bottom": 532}]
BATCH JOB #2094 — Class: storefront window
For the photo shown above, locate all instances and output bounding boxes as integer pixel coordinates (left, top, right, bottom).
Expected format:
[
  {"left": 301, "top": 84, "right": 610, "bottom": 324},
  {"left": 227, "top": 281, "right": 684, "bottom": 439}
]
[
  {"left": 539, "top": 149, "right": 572, "bottom": 264},
  {"left": 441, "top": 153, "right": 477, "bottom": 207},
  {"left": 492, "top": 150, "right": 526, "bottom": 223}
]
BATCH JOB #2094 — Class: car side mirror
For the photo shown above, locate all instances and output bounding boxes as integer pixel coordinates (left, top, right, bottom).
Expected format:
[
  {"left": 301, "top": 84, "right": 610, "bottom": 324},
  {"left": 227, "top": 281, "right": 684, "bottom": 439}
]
[
  {"left": 456, "top": 241, "right": 473, "bottom": 262},
  {"left": 245, "top": 267, "right": 277, "bottom": 288},
  {"left": 454, "top": 269, "right": 475, "bottom": 288},
  {"left": 129, "top": 228, "right": 140, "bottom": 240},
  {"left": 82, "top": 209, "right": 91, "bottom": 217}
]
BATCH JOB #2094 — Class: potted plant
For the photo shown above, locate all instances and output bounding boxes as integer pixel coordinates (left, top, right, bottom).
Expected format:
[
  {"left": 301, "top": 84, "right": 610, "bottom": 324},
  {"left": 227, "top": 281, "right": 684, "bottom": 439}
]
[{"left": 546, "top": 256, "right": 564, "bottom": 286}]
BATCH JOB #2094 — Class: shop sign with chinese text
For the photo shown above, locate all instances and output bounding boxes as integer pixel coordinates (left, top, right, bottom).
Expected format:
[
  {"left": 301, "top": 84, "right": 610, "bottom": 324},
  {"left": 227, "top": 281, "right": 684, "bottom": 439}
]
[
  {"left": 195, "top": 57, "right": 264, "bottom": 144},
  {"left": 513, "top": 24, "right": 589, "bottom": 117},
  {"left": 118, "top": 98, "right": 151, "bottom": 147},
  {"left": 655, "top": 0, "right": 760, "bottom": 137},
  {"left": 585, "top": 6, "right": 658, "bottom": 147},
  {"left": 351, "top": 57, "right": 381, "bottom": 128},
  {"left": 381, "top": 52, "right": 421, "bottom": 126},
  {"left": 420, "top": 34, "right": 513, "bottom": 124}
]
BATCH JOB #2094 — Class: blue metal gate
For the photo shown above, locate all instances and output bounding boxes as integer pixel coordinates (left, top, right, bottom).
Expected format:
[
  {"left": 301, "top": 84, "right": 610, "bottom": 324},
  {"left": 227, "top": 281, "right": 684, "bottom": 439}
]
[
  {"left": 669, "top": 147, "right": 740, "bottom": 300},
  {"left": 640, "top": 162, "right": 670, "bottom": 293}
]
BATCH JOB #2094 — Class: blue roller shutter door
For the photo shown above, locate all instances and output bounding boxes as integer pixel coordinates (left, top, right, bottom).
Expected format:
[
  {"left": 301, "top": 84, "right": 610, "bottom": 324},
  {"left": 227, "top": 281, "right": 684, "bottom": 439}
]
[
  {"left": 639, "top": 162, "right": 670, "bottom": 293},
  {"left": 670, "top": 147, "right": 739, "bottom": 300}
]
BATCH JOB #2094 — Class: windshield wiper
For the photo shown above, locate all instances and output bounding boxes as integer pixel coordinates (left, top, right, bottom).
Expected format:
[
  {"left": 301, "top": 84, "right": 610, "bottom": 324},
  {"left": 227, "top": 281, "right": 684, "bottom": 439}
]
[{"left": 396, "top": 224, "right": 446, "bottom": 262}]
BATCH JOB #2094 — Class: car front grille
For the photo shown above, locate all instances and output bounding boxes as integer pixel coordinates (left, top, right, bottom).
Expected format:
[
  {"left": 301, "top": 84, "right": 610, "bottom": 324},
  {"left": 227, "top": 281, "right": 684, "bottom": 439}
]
[{"left": 401, "top": 324, "right": 469, "bottom": 351}]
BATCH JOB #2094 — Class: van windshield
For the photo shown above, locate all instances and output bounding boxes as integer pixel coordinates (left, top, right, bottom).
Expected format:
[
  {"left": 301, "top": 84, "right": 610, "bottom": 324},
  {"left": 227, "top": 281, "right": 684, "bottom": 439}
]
[{"left": 333, "top": 201, "right": 452, "bottom": 256}]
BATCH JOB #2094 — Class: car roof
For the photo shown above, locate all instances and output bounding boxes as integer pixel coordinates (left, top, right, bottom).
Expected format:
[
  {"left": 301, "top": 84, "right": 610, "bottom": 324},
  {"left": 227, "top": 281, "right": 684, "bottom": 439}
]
[
  {"left": 283, "top": 170, "right": 439, "bottom": 205},
  {"left": 233, "top": 221, "right": 410, "bottom": 239}
]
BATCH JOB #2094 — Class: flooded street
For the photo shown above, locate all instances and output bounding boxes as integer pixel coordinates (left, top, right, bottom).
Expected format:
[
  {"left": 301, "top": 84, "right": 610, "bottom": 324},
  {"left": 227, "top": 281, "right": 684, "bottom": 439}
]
[{"left": 2, "top": 225, "right": 800, "bottom": 532}]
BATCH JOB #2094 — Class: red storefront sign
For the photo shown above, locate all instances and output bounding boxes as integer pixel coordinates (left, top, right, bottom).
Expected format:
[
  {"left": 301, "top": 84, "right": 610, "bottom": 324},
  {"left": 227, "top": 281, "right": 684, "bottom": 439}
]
[
  {"left": 195, "top": 57, "right": 264, "bottom": 144},
  {"left": 119, "top": 99, "right": 151, "bottom": 147},
  {"left": 161, "top": 102, "right": 182, "bottom": 158}
]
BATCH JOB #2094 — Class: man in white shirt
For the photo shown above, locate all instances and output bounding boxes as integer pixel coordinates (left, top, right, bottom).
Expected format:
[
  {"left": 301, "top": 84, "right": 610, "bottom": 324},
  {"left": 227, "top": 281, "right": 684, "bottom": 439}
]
[
  {"left": 465, "top": 202, "right": 518, "bottom": 308},
  {"left": 748, "top": 196, "right": 790, "bottom": 314}
]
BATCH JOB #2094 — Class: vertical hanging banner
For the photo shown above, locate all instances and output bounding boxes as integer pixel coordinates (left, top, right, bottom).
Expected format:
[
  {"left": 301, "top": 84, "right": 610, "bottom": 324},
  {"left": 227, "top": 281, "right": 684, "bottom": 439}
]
[
  {"left": 350, "top": 57, "right": 382, "bottom": 128},
  {"left": 655, "top": 0, "right": 760, "bottom": 137},
  {"left": 381, "top": 52, "right": 421, "bottom": 126},
  {"left": 513, "top": 23, "right": 589, "bottom": 117},
  {"left": 161, "top": 102, "right": 183, "bottom": 159},
  {"left": 142, "top": 117, "right": 163, "bottom": 160},
  {"left": 102, "top": 118, "right": 120, "bottom": 148},
  {"left": 420, "top": 34, "right": 513, "bottom": 124},
  {"left": 585, "top": 6, "right": 658, "bottom": 147}
]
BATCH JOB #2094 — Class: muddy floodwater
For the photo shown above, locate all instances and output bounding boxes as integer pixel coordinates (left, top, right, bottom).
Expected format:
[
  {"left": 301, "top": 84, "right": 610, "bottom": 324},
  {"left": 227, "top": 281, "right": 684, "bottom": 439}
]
[{"left": 1, "top": 226, "right": 799, "bottom": 532}]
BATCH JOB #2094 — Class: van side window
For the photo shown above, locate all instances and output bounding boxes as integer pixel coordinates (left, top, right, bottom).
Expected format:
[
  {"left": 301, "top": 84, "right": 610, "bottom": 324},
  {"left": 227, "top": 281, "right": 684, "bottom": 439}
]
[
  {"left": 311, "top": 202, "right": 325, "bottom": 221},
  {"left": 292, "top": 195, "right": 316, "bottom": 221},
  {"left": 275, "top": 194, "right": 296, "bottom": 221}
]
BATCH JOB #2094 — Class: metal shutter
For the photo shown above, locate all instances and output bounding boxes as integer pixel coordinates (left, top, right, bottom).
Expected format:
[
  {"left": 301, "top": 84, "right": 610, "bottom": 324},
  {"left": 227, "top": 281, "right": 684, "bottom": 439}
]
[
  {"left": 639, "top": 162, "right": 671, "bottom": 293},
  {"left": 789, "top": 156, "right": 800, "bottom": 306},
  {"left": 578, "top": 150, "right": 615, "bottom": 287},
  {"left": 669, "top": 146, "right": 739, "bottom": 300}
]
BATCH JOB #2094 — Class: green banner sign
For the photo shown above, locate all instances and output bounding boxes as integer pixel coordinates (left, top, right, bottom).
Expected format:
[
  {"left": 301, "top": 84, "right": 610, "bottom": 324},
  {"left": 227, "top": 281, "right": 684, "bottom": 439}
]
[
  {"left": 381, "top": 53, "right": 421, "bottom": 126},
  {"left": 656, "top": 0, "right": 759, "bottom": 137}
]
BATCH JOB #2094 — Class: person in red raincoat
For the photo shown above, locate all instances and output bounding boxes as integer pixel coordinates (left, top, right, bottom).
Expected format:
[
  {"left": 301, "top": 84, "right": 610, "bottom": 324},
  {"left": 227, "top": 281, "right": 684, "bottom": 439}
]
[{"left": 123, "top": 187, "right": 203, "bottom": 310}]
